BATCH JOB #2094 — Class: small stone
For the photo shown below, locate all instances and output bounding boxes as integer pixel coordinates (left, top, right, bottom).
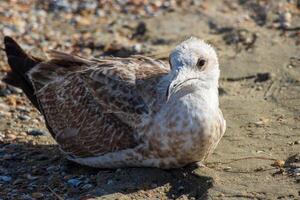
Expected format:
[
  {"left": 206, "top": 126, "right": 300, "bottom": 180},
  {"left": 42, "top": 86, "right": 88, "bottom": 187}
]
[
  {"left": 0, "top": 88, "right": 11, "bottom": 97},
  {"left": 294, "top": 168, "right": 300, "bottom": 173},
  {"left": 16, "top": 106, "right": 30, "bottom": 113},
  {"left": 132, "top": 43, "right": 142, "bottom": 53},
  {"left": 0, "top": 175, "right": 12, "bottom": 183},
  {"left": 218, "top": 193, "right": 225, "bottom": 197},
  {"left": 223, "top": 166, "right": 232, "bottom": 171},
  {"left": 0, "top": 132, "right": 4, "bottom": 141},
  {"left": 254, "top": 118, "right": 269, "bottom": 126},
  {"left": 0, "top": 110, "right": 11, "bottom": 118},
  {"left": 18, "top": 115, "right": 31, "bottom": 121},
  {"left": 0, "top": 81, "right": 6, "bottom": 89},
  {"left": 289, "top": 167, "right": 300, "bottom": 176},
  {"left": 7, "top": 85, "right": 22, "bottom": 94},
  {"left": 256, "top": 86, "right": 263, "bottom": 91},
  {"left": 279, "top": 11, "right": 292, "bottom": 28},
  {"left": 19, "top": 132, "right": 27, "bottom": 137},
  {"left": 0, "top": 103, "right": 10, "bottom": 112},
  {"left": 67, "top": 178, "right": 82, "bottom": 187},
  {"left": 31, "top": 192, "right": 44, "bottom": 199},
  {"left": 49, "top": 0, "right": 71, "bottom": 12},
  {"left": 294, "top": 140, "right": 300, "bottom": 145},
  {"left": 5, "top": 95, "right": 17, "bottom": 107},
  {"left": 27, "top": 129, "right": 48, "bottom": 136},
  {"left": 6, "top": 133, "right": 16, "bottom": 140}
]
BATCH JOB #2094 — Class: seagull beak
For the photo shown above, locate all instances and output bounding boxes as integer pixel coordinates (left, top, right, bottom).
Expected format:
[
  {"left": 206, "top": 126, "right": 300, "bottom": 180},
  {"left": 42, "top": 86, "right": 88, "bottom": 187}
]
[
  {"left": 166, "top": 72, "right": 178, "bottom": 102},
  {"left": 166, "top": 73, "right": 202, "bottom": 102},
  {"left": 166, "top": 80, "right": 176, "bottom": 102}
]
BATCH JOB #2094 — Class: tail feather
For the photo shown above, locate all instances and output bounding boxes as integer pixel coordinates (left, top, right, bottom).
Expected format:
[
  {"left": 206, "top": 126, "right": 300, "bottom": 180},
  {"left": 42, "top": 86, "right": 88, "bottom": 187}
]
[
  {"left": 2, "top": 72, "right": 21, "bottom": 88},
  {"left": 2, "top": 36, "right": 42, "bottom": 109}
]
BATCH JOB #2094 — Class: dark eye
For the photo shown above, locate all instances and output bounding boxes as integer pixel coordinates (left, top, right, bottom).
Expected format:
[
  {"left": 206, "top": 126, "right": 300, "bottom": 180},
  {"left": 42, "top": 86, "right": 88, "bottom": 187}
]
[{"left": 196, "top": 59, "right": 206, "bottom": 68}]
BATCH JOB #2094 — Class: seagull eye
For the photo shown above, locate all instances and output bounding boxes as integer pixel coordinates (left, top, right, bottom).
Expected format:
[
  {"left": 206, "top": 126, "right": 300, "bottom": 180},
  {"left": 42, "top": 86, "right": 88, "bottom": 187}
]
[{"left": 196, "top": 59, "right": 206, "bottom": 68}]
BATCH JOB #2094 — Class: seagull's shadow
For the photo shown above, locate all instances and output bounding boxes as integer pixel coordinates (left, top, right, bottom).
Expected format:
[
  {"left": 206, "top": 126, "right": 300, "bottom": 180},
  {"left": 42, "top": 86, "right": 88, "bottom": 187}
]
[{"left": 0, "top": 142, "right": 214, "bottom": 199}]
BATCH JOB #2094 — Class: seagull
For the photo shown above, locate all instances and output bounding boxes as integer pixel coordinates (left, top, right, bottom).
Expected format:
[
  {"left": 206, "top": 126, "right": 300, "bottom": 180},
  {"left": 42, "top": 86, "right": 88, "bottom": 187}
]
[{"left": 3, "top": 36, "right": 226, "bottom": 169}]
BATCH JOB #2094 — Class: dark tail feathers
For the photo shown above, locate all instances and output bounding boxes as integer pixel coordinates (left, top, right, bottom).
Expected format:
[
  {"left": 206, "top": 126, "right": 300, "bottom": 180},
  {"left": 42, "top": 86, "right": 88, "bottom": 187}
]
[{"left": 2, "top": 36, "right": 42, "bottom": 109}]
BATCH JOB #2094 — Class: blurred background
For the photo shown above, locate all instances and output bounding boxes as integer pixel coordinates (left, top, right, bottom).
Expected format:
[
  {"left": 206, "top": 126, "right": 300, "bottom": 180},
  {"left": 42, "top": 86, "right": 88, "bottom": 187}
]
[
  {"left": 0, "top": 0, "right": 299, "bottom": 199},
  {"left": 0, "top": 0, "right": 299, "bottom": 58}
]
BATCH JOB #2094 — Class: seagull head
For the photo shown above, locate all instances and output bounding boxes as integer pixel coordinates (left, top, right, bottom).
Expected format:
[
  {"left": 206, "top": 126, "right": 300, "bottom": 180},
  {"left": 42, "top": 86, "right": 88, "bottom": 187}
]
[{"left": 166, "top": 37, "right": 220, "bottom": 100}]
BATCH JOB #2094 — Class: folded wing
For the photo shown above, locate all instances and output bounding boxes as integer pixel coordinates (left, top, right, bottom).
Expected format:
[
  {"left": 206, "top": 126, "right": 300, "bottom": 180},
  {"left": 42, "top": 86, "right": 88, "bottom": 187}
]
[{"left": 28, "top": 51, "right": 169, "bottom": 157}]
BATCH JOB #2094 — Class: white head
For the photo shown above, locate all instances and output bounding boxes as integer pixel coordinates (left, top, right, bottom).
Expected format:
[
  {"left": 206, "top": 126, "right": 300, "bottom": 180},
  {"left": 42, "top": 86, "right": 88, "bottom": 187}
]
[{"left": 167, "top": 37, "right": 220, "bottom": 100}]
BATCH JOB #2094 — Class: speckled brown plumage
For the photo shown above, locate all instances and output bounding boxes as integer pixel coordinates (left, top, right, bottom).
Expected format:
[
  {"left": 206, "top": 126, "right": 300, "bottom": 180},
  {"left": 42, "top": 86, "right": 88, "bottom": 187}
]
[
  {"left": 4, "top": 36, "right": 226, "bottom": 169},
  {"left": 30, "top": 52, "right": 169, "bottom": 158}
]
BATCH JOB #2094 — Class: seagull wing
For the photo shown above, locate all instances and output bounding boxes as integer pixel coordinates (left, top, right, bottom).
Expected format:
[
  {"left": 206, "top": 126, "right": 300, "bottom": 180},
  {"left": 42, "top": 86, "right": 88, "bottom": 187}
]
[{"left": 28, "top": 51, "right": 169, "bottom": 157}]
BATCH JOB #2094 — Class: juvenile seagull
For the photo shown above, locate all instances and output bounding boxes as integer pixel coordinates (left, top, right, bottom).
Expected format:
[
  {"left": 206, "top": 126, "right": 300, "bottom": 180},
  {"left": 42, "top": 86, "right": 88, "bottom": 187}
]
[{"left": 3, "top": 36, "right": 225, "bottom": 169}]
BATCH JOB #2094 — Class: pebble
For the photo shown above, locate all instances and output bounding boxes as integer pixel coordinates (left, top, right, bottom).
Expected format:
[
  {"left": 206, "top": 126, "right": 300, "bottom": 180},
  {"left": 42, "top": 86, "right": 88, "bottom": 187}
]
[
  {"left": 0, "top": 81, "right": 6, "bottom": 90},
  {"left": 5, "top": 95, "right": 18, "bottom": 107},
  {"left": 223, "top": 166, "right": 232, "bottom": 171},
  {"left": 16, "top": 106, "right": 31, "bottom": 113},
  {"left": 0, "top": 103, "right": 10, "bottom": 112},
  {"left": 0, "top": 88, "right": 11, "bottom": 97},
  {"left": 18, "top": 114, "right": 31, "bottom": 121},
  {"left": 279, "top": 11, "right": 292, "bottom": 29},
  {"left": 7, "top": 86, "right": 23, "bottom": 94},
  {"left": 49, "top": 0, "right": 72, "bottom": 12},
  {"left": 256, "top": 86, "right": 263, "bottom": 91},
  {"left": 6, "top": 133, "right": 17, "bottom": 140},
  {"left": 0, "top": 175, "right": 12, "bottom": 183},
  {"left": 67, "top": 178, "right": 82, "bottom": 187},
  {"left": 19, "top": 132, "right": 28, "bottom": 137},
  {"left": 0, "top": 110, "right": 12, "bottom": 118},
  {"left": 132, "top": 43, "right": 142, "bottom": 53},
  {"left": 27, "top": 129, "right": 48, "bottom": 136},
  {"left": 294, "top": 168, "right": 300, "bottom": 176},
  {"left": 0, "top": 132, "right": 4, "bottom": 141}
]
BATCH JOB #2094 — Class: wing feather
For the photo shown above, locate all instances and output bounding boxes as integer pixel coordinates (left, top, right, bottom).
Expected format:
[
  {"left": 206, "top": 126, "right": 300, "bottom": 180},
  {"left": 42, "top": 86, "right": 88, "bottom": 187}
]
[{"left": 28, "top": 51, "right": 169, "bottom": 157}]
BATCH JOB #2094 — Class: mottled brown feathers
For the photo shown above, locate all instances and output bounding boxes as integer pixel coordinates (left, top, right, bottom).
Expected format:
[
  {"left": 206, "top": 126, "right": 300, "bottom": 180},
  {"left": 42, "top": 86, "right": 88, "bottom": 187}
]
[
  {"left": 3, "top": 37, "right": 226, "bottom": 168},
  {"left": 37, "top": 74, "right": 138, "bottom": 157},
  {"left": 28, "top": 50, "right": 169, "bottom": 157}
]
